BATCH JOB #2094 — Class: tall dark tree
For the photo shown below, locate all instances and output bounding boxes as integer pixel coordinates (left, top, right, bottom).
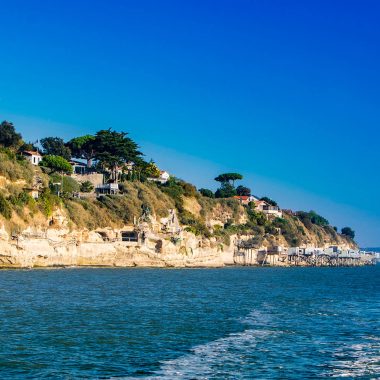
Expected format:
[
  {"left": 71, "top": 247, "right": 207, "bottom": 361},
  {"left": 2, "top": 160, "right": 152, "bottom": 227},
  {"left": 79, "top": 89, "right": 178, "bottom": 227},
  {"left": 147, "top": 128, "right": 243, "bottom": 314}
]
[
  {"left": 236, "top": 185, "right": 251, "bottom": 196},
  {"left": 0, "top": 121, "right": 22, "bottom": 149},
  {"left": 40, "top": 137, "right": 71, "bottom": 160},
  {"left": 66, "top": 135, "right": 96, "bottom": 167},
  {"left": 260, "top": 196, "right": 278, "bottom": 207},
  {"left": 214, "top": 172, "right": 243, "bottom": 186},
  {"left": 93, "top": 129, "right": 143, "bottom": 182},
  {"left": 341, "top": 226, "right": 355, "bottom": 239},
  {"left": 19, "top": 141, "right": 38, "bottom": 152},
  {"left": 199, "top": 188, "right": 215, "bottom": 198},
  {"left": 215, "top": 182, "right": 237, "bottom": 198}
]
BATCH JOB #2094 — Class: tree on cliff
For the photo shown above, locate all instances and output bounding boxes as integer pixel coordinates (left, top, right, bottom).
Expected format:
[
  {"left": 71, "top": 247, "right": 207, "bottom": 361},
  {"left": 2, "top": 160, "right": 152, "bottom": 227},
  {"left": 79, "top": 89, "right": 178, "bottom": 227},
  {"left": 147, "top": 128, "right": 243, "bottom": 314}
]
[
  {"left": 40, "top": 155, "right": 73, "bottom": 174},
  {"left": 40, "top": 137, "right": 71, "bottom": 161},
  {"left": 199, "top": 188, "right": 215, "bottom": 198},
  {"left": 93, "top": 129, "right": 143, "bottom": 182},
  {"left": 236, "top": 185, "right": 251, "bottom": 196},
  {"left": 214, "top": 172, "right": 243, "bottom": 186},
  {"left": 80, "top": 180, "right": 94, "bottom": 193},
  {"left": 341, "top": 226, "right": 355, "bottom": 239},
  {"left": 215, "top": 182, "right": 237, "bottom": 198},
  {"left": 214, "top": 172, "right": 242, "bottom": 198},
  {"left": 0, "top": 121, "right": 22, "bottom": 150},
  {"left": 66, "top": 135, "right": 96, "bottom": 167},
  {"left": 297, "top": 210, "right": 329, "bottom": 229},
  {"left": 143, "top": 161, "right": 161, "bottom": 178},
  {"left": 260, "top": 196, "right": 278, "bottom": 207}
]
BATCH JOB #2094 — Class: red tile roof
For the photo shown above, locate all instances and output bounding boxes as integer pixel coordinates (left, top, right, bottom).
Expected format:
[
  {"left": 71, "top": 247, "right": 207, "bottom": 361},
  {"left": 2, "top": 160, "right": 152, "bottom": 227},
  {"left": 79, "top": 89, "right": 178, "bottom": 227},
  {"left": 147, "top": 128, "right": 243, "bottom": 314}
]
[
  {"left": 232, "top": 195, "right": 251, "bottom": 201},
  {"left": 23, "top": 151, "right": 41, "bottom": 156}
]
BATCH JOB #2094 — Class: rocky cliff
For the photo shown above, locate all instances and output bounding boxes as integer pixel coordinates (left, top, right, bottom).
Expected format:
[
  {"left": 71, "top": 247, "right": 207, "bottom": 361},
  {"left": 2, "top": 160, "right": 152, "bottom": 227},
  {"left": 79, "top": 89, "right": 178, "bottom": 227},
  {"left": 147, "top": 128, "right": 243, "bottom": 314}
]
[{"left": 0, "top": 152, "right": 357, "bottom": 268}]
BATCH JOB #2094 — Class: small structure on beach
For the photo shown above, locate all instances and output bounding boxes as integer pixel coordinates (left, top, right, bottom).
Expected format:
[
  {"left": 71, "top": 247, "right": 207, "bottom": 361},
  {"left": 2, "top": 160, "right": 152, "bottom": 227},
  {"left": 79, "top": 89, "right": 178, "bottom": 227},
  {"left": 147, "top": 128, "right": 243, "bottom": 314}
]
[{"left": 234, "top": 241, "right": 376, "bottom": 267}]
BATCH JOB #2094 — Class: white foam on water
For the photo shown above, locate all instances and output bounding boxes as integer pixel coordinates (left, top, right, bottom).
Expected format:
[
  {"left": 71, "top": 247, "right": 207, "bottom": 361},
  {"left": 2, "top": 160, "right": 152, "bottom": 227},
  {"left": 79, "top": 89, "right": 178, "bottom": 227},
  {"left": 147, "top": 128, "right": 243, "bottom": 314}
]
[
  {"left": 323, "top": 337, "right": 380, "bottom": 378},
  {"left": 135, "top": 308, "right": 278, "bottom": 380},
  {"left": 145, "top": 328, "right": 274, "bottom": 379}
]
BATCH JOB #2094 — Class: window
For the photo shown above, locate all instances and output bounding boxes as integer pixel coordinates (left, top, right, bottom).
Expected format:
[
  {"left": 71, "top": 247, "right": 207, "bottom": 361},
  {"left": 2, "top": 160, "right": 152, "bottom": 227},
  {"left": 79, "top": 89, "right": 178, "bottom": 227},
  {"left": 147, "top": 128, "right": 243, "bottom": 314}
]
[{"left": 121, "top": 231, "right": 138, "bottom": 242}]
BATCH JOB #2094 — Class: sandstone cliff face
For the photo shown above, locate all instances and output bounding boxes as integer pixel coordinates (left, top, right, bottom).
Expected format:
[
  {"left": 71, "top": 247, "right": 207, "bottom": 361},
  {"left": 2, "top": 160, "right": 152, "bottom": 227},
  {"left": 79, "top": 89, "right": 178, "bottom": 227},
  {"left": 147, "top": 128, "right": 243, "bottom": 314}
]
[
  {"left": 0, "top": 204, "right": 356, "bottom": 269},
  {"left": 0, "top": 185, "right": 357, "bottom": 268},
  {"left": 0, "top": 222, "right": 235, "bottom": 269}
]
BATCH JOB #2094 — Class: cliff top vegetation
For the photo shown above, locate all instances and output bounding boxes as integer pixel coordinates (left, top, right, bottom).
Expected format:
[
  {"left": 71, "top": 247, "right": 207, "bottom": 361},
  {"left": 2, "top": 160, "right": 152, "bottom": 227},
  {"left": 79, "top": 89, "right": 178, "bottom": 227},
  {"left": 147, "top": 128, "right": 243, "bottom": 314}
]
[{"left": 0, "top": 120, "right": 356, "bottom": 248}]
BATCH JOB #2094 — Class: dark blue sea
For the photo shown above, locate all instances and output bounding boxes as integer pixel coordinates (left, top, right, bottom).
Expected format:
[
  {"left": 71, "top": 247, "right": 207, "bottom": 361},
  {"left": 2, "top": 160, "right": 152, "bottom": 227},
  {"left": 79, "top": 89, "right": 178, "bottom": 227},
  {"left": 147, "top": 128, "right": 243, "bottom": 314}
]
[{"left": 0, "top": 266, "right": 379, "bottom": 379}]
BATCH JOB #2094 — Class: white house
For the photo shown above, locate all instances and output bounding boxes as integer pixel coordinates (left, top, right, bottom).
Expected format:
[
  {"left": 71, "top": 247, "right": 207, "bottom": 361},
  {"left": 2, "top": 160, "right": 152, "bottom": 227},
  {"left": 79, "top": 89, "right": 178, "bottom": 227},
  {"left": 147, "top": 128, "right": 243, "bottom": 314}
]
[
  {"left": 231, "top": 195, "right": 259, "bottom": 205},
  {"left": 148, "top": 170, "right": 170, "bottom": 184},
  {"left": 22, "top": 151, "right": 42, "bottom": 166},
  {"left": 159, "top": 171, "right": 170, "bottom": 183},
  {"left": 114, "top": 161, "right": 135, "bottom": 176},
  {"left": 254, "top": 200, "right": 283, "bottom": 218},
  {"left": 95, "top": 183, "right": 119, "bottom": 195},
  {"left": 70, "top": 160, "right": 87, "bottom": 175}
]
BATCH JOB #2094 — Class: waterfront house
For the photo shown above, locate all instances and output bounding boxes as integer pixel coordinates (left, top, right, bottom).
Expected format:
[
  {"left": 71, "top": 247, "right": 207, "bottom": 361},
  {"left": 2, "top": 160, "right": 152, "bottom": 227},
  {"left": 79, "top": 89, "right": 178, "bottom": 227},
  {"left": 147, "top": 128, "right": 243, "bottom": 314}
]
[
  {"left": 324, "top": 246, "right": 341, "bottom": 256},
  {"left": 22, "top": 151, "right": 42, "bottom": 166},
  {"left": 288, "top": 247, "right": 305, "bottom": 255}
]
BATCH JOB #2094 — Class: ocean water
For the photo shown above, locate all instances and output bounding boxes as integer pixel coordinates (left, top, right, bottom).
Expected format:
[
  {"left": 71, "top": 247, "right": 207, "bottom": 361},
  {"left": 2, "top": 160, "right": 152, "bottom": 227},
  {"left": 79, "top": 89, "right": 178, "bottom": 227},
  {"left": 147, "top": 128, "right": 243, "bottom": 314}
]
[{"left": 0, "top": 266, "right": 379, "bottom": 379}]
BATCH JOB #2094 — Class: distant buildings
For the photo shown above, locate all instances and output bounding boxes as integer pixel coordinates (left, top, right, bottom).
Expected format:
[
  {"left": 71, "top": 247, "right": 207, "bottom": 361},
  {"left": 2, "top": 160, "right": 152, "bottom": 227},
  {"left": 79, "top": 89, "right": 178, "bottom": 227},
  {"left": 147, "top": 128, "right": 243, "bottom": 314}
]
[{"left": 231, "top": 195, "right": 283, "bottom": 218}]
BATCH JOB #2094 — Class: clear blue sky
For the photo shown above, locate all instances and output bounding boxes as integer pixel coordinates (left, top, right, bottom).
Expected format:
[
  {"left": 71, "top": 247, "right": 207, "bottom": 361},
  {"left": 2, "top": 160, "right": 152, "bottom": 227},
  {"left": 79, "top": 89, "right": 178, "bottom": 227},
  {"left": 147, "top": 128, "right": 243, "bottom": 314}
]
[{"left": 1, "top": 0, "right": 379, "bottom": 246}]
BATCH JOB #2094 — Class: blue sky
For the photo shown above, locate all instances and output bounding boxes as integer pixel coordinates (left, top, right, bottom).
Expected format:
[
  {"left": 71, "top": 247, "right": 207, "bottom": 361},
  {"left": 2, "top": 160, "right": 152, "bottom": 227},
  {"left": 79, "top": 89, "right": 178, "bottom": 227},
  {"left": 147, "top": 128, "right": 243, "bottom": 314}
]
[{"left": 0, "top": 0, "right": 379, "bottom": 246}]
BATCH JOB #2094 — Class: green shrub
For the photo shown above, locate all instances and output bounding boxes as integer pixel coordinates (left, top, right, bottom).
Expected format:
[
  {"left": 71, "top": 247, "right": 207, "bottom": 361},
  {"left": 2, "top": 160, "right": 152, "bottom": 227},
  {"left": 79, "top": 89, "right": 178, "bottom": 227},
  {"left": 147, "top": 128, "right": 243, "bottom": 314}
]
[
  {"left": 40, "top": 155, "right": 73, "bottom": 174},
  {"left": 297, "top": 210, "right": 329, "bottom": 227},
  {"left": 8, "top": 191, "right": 31, "bottom": 207},
  {"left": 0, "top": 193, "right": 12, "bottom": 219},
  {"left": 341, "top": 226, "right": 355, "bottom": 239},
  {"left": 49, "top": 174, "right": 80, "bottom": 196},
  {"left": 38, "top": 190, "right": 61, "bottom": 217},
  {"left": 160, "top": 178, "right": 185, "bottom": 210},
  {"left": 80, "top": 180, "right": 94, "bottom": 193},
  {"left": 0, "top": 149, "right": 35, "bottom": 183},
  {"left": 180, "top": 210, "right": 210, "bottom": 237},
  {"left": 199, "top": 188, "right": 215, "bottom": 198},
  {"left": 181, "top": 182, "right": 197, "bottom": 197}
]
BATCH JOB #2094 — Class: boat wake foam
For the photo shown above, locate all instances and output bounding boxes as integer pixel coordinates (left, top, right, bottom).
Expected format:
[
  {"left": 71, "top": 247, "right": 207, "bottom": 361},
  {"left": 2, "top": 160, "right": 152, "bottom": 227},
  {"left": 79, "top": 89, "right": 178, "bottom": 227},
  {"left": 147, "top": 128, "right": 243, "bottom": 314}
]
[{"left": 135, "top": 307, "right": 279, "bottom": 379}]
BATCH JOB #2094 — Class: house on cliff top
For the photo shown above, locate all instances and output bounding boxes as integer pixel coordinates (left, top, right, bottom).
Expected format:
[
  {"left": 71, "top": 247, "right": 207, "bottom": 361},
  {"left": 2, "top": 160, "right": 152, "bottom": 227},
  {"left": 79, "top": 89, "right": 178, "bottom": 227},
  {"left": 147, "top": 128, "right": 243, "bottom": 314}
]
[
  {"left": 22, "top": 151, "right": 42, "bottom": 166},
  {"left": 254, "top": 200, "right": 283, "bottom": 218},
  {"left": 232, "top": 195, "right": 259, "bottom": 205},
  {"left": 148, "top": 170, "right": 170, "bottom": 184}
]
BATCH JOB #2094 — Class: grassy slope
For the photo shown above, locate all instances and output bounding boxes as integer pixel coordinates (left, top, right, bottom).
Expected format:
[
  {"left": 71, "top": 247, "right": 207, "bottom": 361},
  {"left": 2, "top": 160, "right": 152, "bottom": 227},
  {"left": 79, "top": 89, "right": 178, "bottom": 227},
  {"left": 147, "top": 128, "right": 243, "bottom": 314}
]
[{"left": 0, "top": 151, "right": 357, "bottom": 248}]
